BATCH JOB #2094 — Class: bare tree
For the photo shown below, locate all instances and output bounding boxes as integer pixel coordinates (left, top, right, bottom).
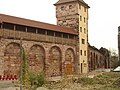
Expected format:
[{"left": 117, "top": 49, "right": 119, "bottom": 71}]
[{"left": 109, "top": 48, "right": 119, "bottom": 68}]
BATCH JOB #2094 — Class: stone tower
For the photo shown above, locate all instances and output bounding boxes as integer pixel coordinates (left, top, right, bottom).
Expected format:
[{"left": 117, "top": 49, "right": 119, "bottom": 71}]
[{"left": 54, "top": 0, "right": 90, "bottom": 73}]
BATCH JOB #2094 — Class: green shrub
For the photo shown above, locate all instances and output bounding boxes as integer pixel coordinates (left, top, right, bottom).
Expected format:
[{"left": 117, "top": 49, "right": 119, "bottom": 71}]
[
  {"left": 36, "top": 73, "right": 45, "bottom": 87},
  {"left": 29, "top": 72, "right": 45, "bottom": 87},
  {"left": 29, "top": 73, "right": 36, "bottom": 86}
]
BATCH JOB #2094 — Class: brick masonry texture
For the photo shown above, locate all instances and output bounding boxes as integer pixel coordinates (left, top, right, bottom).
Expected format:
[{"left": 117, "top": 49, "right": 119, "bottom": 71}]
[{"left": 0, "top": 38, "right": 77, "bottom": 77}]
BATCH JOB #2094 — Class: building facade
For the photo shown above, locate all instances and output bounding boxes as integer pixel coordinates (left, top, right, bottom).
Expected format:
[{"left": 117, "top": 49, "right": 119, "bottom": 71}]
[{"left": 88, "top": 44, "right": 110, "bottom": 71}]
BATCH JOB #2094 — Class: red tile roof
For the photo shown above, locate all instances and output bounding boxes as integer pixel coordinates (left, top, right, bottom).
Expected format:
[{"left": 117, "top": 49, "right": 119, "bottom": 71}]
[{"left": 0, "top": 13, "right": 78, "bottom": 35}]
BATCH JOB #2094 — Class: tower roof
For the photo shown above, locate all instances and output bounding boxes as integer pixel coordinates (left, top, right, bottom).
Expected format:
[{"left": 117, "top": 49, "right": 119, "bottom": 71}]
[{"left": 54, "top": 0, "right": 90, "bottom": 8}]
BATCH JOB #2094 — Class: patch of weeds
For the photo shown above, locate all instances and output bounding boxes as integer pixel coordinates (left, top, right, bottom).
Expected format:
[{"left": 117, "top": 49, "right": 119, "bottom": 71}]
[
  {"left": 29, "top": 72, "right": 45, "bottom": 89},
  {"left": 112, "top": 78, "right": 120, "bottom": 87},
  {"left": 94, "top": 74, "right": 113, "bottom": 85},
  {"left": 77, "top": 77, "right": 96, "bottom": 85},
  {"left": 97, "top": 85, "right": 120, "bottom": 90}
]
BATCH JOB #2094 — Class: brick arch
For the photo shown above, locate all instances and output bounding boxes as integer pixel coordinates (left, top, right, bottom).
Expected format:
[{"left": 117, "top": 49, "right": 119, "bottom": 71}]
[
  {"left": 4, "top": 42, "right": 21, "bottom": 75},
  {"left": 28, "top": 44, "right": 45, "bottom": 74},
  {"left": 4, "top": 42, "right": 20, "bottom": 56},
  {"left": 64, "top": 48, "right": 75, "bottom": 75},
  {"left": 48, "top": 46, "right": 62, "bottom": 77}
]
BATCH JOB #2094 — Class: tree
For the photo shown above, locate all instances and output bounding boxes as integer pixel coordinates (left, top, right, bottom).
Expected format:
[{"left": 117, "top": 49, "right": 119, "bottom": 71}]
[{"left": 109, "top": 48, "right": 119, "bottom": 68}]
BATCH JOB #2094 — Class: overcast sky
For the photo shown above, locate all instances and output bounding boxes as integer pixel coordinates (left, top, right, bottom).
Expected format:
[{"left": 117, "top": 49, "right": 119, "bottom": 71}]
[{"left": 0, "top": 0, "right": 119, "bottom": 52}]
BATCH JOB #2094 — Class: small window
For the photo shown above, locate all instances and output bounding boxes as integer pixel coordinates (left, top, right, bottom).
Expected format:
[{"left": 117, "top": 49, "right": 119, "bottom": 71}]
[
  {"left": 84, "top": 51, "right": 86, "bottom": 56},
  {"left": 16, "top": 24, "right": 26, "bottom": 32},
  {"left": 84, "top": 17, "right": 85, "bottom": 22},
  {"left": 63, "top": 33, "right": 68, "bottom": 38},
  {"left": 83, "top": 60, "right": 85, "bottom": 63},
  {"left": 3, "top": 22, "right": 14, "bottom": 30},
  {"left": 61, "top": 6, "right": 64, "bottom": 11},
  {"left": 80, "top": 50, "right": 82, "bottom": 55},
  {"left": 80, "top": 27, "right": 82, "bottom": 32},
  {"left": 27, "top": 26, "right": 36, "bottom": 33},
  {"left": 84, "top": 7, "right": 86, "bottom": 12},
  {"left": 84, "top": 28, "right": 86, "bottom": 33},
  {"left": 37, "top": 28, "right": 46, "bottom": 34},
  {"left": 69, "top": 5, "right": 72, "bottom": 9},
  {"left": 82, "top": 39, "right": 85, "bottom": 44},
  {"left": 80, "top": 16, "right": 82, "bottom": 21},
  {"left": 69, "top": 34, "right": 74, "bottom": 39},
  {"left": 79, "top": 5, "right": 81, "bottom": 9},
  {"left": 55, "top": 32, "right": 61, "bottom": 37},
  {"left": 47, "top": 30, "right": 54, "bottom": 36}
]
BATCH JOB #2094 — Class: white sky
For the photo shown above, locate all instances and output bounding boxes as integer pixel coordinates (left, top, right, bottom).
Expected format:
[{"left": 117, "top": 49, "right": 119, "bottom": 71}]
[{"left": 0, "top": 0, "right": 119, "bottom": 52}]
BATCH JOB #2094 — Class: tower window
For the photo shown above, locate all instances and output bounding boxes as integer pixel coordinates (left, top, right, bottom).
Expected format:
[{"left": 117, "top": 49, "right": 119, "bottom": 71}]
[
  {"left": 84, "top": 17, "right": 85, "bottom": 23},
  {"left": 84, "top": 28, "right": 86, "bottom": 33},
  {"left": 82, "top": 39, "right": 85, "bottom": 44},
  {"left": 84, "top": 51, "right": 86, "bottom": 56},
  {"left": 69, "top": 5, "right": 72, "bottom": 9},
  {"left": 80, "top": 16, "right": 82, "bottom": 21},
  {"left": 84, "top": 7, "right": 86, "bottom": 12},
  {"left": 80, "top": 50, "right": 82, "bottom": 55},
  {"left": 80, "top": 27, "right": 82, "bottom": 32},
  {"left": 61, "top": 6, "right": 64, "bottom": 11},
  {"left": 79, "top": 5, "right": 81, "bottom": 9}
]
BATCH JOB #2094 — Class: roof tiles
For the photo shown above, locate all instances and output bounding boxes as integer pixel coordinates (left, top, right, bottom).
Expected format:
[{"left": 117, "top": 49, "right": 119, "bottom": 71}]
[{"left": 0, "top": 13, "right": 78, "bottom": 35}]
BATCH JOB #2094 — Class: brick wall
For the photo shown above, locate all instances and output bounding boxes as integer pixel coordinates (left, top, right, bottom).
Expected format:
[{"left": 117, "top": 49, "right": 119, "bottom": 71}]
[{"left": 0, "top": 38, "right": 77, "bottom": 77}]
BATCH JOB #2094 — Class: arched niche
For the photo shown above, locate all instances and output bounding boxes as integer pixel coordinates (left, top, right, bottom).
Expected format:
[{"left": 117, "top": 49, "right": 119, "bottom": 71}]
[
  {"left": 4, "top": 42, "right": 21, "bottom": 75},
  {"left": 65, "top": 48, "right": 75, "bottom": 75},
  {"left": 28, "top": 45, "right": 45, "bottom": 73},
  {"left": 48, "top": 46, "right": 62, "bottom": 77}
]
